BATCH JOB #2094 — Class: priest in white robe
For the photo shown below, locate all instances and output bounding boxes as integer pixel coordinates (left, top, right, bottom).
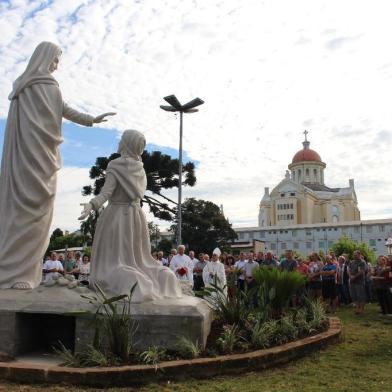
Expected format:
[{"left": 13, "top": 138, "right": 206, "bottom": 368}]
[
  {"left": 170, "top": 245, "right": 193, "bottom": 286},
  {"left": 203, "top": 251, "right": 227, "bottom": 295},
  {"left": 0, "top": 41, "right": 115, "bottom": 290}
]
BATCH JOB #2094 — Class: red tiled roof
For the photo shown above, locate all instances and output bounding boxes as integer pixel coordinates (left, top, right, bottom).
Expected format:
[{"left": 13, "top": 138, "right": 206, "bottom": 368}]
[{"left": 292, "top": 148, "right": 322, "bottom": 163}]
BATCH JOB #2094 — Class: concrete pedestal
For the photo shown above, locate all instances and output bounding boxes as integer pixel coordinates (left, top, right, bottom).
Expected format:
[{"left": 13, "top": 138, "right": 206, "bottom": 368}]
[{"left": 0, "top": 286, "right": 212, "bottom": 357}]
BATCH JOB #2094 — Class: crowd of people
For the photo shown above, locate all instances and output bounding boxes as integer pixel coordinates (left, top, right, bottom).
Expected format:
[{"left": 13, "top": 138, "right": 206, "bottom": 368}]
[
  {"left": 153, "top": 247, "right": 392, "bottom": 316},
  {"left": 42, "top": 251, "right": 91, "bottom": 286},
  {"left": 43, "top": 247, "right": 392, "bottom": 317}
]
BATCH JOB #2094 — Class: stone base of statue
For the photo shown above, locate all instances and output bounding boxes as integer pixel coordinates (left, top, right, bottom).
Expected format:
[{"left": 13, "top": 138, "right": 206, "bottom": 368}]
[{"left": 0, "top": 285, "right": 212, "bottom": 358}]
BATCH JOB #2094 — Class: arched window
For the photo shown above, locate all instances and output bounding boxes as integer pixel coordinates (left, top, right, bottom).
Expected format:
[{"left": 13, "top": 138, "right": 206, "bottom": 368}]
[
  {"left": 298, "top": 169, "right": 301, "bottom": 182},
  {"left": 313, "top": 168, "right": 318, "bottom": 182},
  {"left": 331, "top": 206, "right": 339, "bottom": 224},
  {"left": 305, "top": 168, "right": 309, "bottom": 177}
]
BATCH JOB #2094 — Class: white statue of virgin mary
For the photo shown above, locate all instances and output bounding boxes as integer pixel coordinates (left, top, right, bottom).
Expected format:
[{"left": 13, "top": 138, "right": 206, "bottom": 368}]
[
  {"left": 79, "top": 130, "right": 182, "bottom": 302},
  {"left": 0, "top": 42, "right": 115, "bottom": 290}
]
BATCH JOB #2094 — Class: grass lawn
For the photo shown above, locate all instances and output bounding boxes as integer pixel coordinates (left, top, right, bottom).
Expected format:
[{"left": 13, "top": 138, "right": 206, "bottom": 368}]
[{"left": 1, "top": 304, "right": 391, "bottom": 392}]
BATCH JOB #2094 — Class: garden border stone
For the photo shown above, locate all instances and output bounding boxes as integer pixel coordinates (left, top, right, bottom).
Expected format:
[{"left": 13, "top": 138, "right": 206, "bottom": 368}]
[{"left": 0, "top": 317, "right": 341, "bottom": 387}]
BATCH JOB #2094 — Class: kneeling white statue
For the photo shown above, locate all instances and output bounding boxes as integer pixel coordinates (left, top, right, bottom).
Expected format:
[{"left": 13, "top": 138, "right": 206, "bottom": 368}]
[{"left": 79, "top": 130, "right": 182, "bottom": 302}]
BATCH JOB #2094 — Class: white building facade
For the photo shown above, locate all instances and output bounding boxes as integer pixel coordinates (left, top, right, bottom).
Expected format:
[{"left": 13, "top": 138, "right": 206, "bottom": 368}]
[{"left": 234, "top": 219, "right": 392, "bottom": 256}]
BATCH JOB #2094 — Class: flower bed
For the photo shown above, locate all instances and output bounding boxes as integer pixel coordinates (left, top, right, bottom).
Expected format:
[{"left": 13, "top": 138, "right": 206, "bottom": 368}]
[
  {"left": 52, "top": 268, "right": 329, "bottom": 367},
  {"left": 0, "top": 268, "right": 342, "bottom": 387},
  {"left": 0, "top": 317, "right": 341, "bottom": 387}
]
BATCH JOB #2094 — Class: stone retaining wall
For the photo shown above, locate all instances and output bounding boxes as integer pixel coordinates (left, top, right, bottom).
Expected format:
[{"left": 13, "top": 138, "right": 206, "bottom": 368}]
[{"left": 0, "top": 317, "right": 341, "bottom": 387}]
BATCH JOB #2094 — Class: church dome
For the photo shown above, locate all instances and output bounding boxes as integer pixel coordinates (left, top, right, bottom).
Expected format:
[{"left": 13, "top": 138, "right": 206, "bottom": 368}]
[
  {"left": 291, "top": 132, "right": 322, "bottom": 164},
  {"left": 292, "top": 148, "right": 322, "bottom": 164}
]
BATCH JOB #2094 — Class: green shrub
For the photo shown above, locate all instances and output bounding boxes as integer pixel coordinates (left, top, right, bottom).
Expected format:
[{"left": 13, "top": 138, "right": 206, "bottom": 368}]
[
  {"left": 198, "top": 279, "right": 251, "bottom": 327},
  {"left": 55, "top": 284, "right": 139, "bottom": 367},
  {"left": 304, "top": 297, "right": 328, "bottom": 330},
  {"left": 176, "top": 336, "right": 201, "bottom": 359},
  {"left": 54, "top": 342, "right": 113, "bottom": 367},
  {"left": 278, "top": 315, "right": 299, "bottom": 343},
  {"left": 331, "top": 235, "right": 376, "bottom": 264},
  {"left": 251, "top": 267, "right": 306, "bottom": 318},
  {"left": 139, "top": 346, "right": 166, "bottom": 369},
  {"left": 250, "top": 320, "right": 271, "bottom": 349},
  {"left": 53, "top": 342, "right": 80, "bottom": 367},
  {"left": 83, "top": 246, "right": 92, "bottom": 257},
  {"left": 259, "top": 319, "right": 282, "bottom": 345},
  {"left": 247, "top": 298, "right": 327, "bottom": 350},
  {"left": 292, "top": 308, "right": 312, "bottom": 335},
  {"left": 217, "top": 324, "right": 241, "bottom": 354},
  {"left": 249, "top": 315, "right": 301, "bottom": 348},
  {"left": 82, "top": 283, "right": 138, "bottom": 363}
]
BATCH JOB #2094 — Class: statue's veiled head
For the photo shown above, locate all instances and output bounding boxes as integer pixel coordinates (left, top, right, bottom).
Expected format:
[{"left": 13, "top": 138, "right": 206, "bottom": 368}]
[
  {"left": 9, "top": 41, "right": 61, "bottom": 99},
  {"left": 27, "top": 41, "right": 62, "bottom": 75},
  {"left": 118, "top": 130, "right": 146, "bottom": 161}
]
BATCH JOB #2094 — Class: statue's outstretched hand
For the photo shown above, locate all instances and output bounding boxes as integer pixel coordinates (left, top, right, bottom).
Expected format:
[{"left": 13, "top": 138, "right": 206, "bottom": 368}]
[
  {"left": 93, "top": 112, "right": 116, "bottom": 123},
  {"left": 78, "top": 203, "right": 93, "bottom": 220}
]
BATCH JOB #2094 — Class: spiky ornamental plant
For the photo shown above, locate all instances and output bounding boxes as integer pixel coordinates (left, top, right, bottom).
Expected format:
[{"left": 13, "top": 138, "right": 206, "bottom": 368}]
[
  {"left": 198, "top": 277, "right": 251, "bottom": 327},
  {"left": 175, "top": 336, "right": 201, "bottom": 359},
  {"left": 81, "top": 283, "right": 139, "bottom": 363},
  {"left": 139, "top": 346, "right": 166, "bottom": 370},
  {"left": 251, "top": 267, "right": 306, "bottom": 318},
  {"left": 217, "top": 324, "right": 242, "bottom": 354}
]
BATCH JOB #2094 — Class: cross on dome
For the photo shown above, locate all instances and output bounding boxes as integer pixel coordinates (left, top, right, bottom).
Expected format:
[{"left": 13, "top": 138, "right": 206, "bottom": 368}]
[
  {"left": 303, "top": 130, "right": 308, "bottom": 142},
  {"left": 302, "top": 130, "right": 310, "bottom": 150}
]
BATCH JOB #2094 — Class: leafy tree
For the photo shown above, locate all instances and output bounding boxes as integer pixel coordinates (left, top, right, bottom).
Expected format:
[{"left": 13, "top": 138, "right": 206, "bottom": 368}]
[
  {"left": 157, "top": 238, "right": 173, "bottom": 255},
  {"left": 47, "top": 233, "right": 87, "bottom": 252},
  {"left": 80, "top": 213, "right": 99, "bottom": 244},
  {"left": 171, "top": 198, "right": 237, "bottom": 254},
  {"left": 81, "top": 151, "right": 196, "bottom": 240},
  {"left": 83, "top": 246, "right": 92, "bottom": 257},
  {"left": 331, "top": 235, "right": 376, "bottom": 264},
  {"left": 148, "top": 222, "right": 160, "bottom": 251},
  {"left": 50, "top": 228, "right": 64, "bottom": 241}
]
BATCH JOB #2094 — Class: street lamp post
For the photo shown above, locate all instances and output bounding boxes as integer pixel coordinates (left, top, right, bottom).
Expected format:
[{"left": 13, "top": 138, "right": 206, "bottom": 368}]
[{"left": 160, "top": 95, "right": 204, "bottom": 247}]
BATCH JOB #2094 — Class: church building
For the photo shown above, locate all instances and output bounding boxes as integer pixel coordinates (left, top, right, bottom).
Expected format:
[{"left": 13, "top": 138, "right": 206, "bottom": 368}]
[
  {"left": 231, "top": 133, "right": 390, "bottom": 256},
  {"left": 258, "top": 132, "right": 360, "bottom": 227}
]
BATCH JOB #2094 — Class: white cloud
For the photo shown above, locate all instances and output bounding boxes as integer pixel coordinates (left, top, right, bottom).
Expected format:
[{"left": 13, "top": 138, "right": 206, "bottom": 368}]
[
  {"left": 1, "top": 0, "right": 392, "bottom": 231},
  {"left": 52, "top": 166, "right": 90, "bottom": 232}
]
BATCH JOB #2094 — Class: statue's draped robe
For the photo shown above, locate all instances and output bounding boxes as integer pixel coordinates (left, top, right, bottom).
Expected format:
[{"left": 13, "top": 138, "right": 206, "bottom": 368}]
[
  {"left": 89, "top": 157, "right": 182, "bottom": 301},
  {"left": 0, "top": 83, "right": 93, "bottom": 289}
]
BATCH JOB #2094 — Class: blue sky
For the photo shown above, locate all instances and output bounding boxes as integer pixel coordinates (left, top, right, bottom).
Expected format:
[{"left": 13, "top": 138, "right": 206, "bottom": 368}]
[
  {"left": 0, "top": 120, "right": 194, "bottom": 168},
  {"left": 0, "top": 0, "right": 392, "bottom": 230}
]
